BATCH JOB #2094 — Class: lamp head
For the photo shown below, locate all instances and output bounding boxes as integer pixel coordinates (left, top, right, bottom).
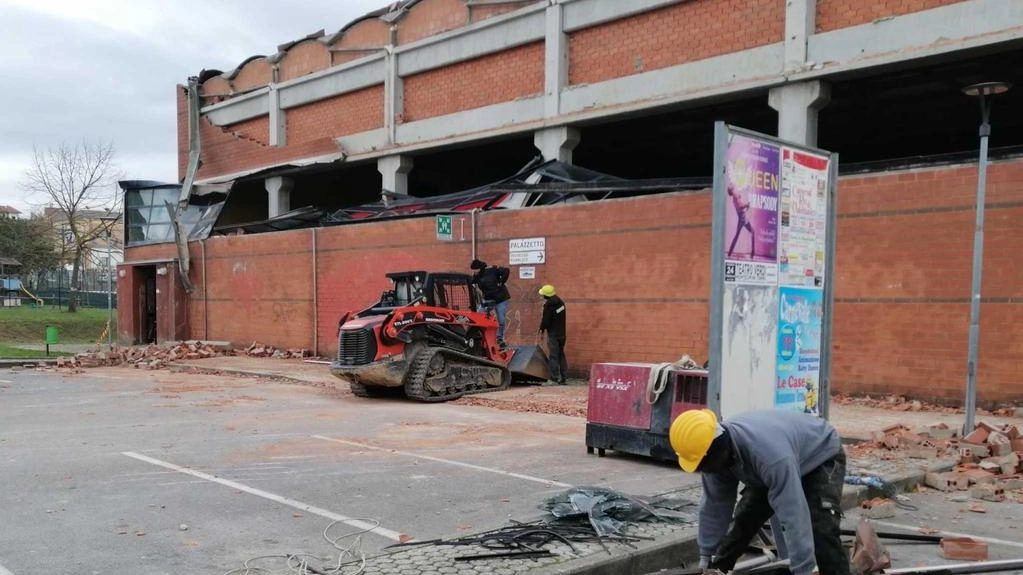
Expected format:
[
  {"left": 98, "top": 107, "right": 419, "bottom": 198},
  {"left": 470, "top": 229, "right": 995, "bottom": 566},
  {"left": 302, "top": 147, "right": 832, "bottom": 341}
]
[{"left": 962, "top": 82, "right": 1012, "bottom": 98}]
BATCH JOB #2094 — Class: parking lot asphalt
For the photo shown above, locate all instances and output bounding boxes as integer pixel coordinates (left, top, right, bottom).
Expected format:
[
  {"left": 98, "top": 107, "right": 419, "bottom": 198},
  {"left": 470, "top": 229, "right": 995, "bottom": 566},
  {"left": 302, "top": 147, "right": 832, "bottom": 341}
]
[{"left": 0, "top": 367, "right": 699, "bottom": 575}]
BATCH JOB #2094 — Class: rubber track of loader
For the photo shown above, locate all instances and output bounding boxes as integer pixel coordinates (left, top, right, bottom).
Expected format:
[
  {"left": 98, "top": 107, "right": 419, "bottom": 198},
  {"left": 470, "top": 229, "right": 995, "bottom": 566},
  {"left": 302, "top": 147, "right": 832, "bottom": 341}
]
[{"left": 404, "top": 347, "right": 511, "bottom": 402}]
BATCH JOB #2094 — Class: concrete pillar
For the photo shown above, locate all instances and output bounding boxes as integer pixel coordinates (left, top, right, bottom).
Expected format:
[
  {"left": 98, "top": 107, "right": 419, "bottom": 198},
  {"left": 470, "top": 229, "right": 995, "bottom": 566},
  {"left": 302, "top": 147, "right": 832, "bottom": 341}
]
[
  {"left": 384, "top": 49, "right": 404, "bottom": 145},
  {"left": 543, "top": 2, "right": 568, "bottom": 118},
  {"left": 768, "top": 81, "right": 830, "bottom": 147},
  {"left": 265, "top": 176, "right": 294, "bottom": 217},
  {"left": 378, "top": 155, "right": 413, "bottom": 196},
  {"left": 269, "top": 86, "right": 286, "bottom": 147},
  {"left": 534, "top": 126, "right": 580, "bottom": 163},
  {"left": 784, "top": 0, "right": 816, "bottom": 72}
]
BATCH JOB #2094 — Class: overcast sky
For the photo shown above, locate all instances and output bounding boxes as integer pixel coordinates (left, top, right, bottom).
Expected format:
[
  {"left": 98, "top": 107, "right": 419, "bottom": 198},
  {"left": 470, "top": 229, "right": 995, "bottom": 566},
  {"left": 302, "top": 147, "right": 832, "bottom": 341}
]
[{"left": 0, "top": 0, "right": 384, "bottom": 215}]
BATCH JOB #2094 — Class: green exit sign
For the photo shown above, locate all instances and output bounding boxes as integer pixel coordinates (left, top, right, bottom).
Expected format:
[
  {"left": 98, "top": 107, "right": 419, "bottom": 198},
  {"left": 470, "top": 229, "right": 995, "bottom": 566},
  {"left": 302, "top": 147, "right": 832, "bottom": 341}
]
[{"left": 436, "top": 215, "right": 452, "bottom": 241}]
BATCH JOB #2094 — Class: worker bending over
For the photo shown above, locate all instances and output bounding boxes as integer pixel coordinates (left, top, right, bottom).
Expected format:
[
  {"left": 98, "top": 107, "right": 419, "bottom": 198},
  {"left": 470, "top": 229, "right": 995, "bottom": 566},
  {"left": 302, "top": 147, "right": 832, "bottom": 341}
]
[{"left": 669, "top": 409, "right": 848, "bottom": 575}]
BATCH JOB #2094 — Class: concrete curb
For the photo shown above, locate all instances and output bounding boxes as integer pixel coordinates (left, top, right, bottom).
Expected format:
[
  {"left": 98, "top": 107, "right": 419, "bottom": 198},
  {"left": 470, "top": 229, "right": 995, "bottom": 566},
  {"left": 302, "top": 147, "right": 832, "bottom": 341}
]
[{"left": 1, "top": 358, "right": 59, "bottom": 368}]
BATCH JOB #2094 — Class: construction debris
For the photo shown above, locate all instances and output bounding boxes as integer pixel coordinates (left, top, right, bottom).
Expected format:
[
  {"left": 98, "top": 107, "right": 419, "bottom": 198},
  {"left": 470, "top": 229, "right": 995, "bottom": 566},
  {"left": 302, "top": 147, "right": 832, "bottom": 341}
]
[
  {"left": 833, "top": 393, "right": 1018, "bottom": 417},
  {"left": 851, "top": 519, "right": 892, "bottom": 574},
  {"left": 850, "top": 420, "right": 1023, "bottom": 502},
  {"left": 940, "top": 537, "right": 989, "bottom": 561},
  {"left": 860, "top": 498, "right": 897, "bottom": 519},
  {"left": 244, "top": 341, "right": 311, "bottom": 359},
  {"left": 54, "top": 341, "right": 313, "bottom": 371}
]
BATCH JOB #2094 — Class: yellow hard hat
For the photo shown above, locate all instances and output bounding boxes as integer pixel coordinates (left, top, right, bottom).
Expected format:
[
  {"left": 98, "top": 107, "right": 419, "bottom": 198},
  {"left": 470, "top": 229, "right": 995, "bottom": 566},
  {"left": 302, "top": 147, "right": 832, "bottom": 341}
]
[
  {"left": 669, "top": 409, "right": 719, "bottom": 472},
  {"left": 538, "top": 285, "right": 556, "bottom": 297}
]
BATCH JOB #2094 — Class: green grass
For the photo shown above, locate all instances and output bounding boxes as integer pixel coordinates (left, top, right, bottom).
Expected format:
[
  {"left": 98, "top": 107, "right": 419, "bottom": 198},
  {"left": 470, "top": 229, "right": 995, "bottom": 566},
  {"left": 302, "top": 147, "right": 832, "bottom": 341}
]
[
  {"left": 0, "top": 306, "right": 116, "bottom": 344},
  {"left": 0, "top": 344, "right": 72, "bottom": 358}
]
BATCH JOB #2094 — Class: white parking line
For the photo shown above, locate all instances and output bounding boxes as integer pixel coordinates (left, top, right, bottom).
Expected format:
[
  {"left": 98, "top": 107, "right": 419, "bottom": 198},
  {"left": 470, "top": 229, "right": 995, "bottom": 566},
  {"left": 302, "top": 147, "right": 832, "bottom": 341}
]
[
  {"left": 312, "top": 435, "right": 572, "bottom": 488},
  {"left": 0, "top": 562, "right": 15, "bottom": 574},
  {"left": 122, "top": 452, "right": 406, "bottom": 542},
  {"left": 871, "top": 520, "right": 1023, "bottom": 550},
  {"left": 0, "top": 379, "right": 13, "bottom": 384}
]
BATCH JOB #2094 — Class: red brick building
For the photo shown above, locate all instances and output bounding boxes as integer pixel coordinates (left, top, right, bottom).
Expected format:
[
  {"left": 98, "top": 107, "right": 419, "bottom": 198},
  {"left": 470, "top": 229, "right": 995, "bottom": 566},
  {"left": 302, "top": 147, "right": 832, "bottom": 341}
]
[{"left": 121, "top": 0, "right": 1023, "bottom": 405}]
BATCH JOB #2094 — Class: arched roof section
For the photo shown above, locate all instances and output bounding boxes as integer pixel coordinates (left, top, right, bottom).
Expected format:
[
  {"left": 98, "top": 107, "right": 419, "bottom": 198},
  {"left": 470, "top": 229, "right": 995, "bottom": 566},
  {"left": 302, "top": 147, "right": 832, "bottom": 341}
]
[
  {"left": 277, "top": 38, "right": 332, "bottom": 82},
  {"left": 229, "top": 56, "right": 273, "bottom": 92},
  {"left": 199, "top": 75, "right": 233, "bottom": 104},
  {"left": 329, "top": 17, "right": 391, "bottom": 65},
  {"left": 396, "top": 0, "right": 469, "bottom": 45}
]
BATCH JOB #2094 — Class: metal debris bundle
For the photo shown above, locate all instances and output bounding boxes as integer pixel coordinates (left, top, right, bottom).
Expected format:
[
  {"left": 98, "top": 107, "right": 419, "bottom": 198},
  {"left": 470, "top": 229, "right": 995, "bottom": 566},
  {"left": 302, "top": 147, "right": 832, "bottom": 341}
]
[{"left": 387, "top": 487, "right": 697, "bottom": 562}]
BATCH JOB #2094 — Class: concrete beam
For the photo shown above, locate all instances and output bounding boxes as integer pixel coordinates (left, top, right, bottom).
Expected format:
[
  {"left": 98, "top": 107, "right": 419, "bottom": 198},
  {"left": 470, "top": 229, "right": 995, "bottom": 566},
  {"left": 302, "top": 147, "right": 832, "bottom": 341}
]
[
  {"left": 265, "top": 176, "right": 294, "bottom": 217},
  {"left": 806, "top": 0, "right": 1023, "bottom": 71},
  {"left": 397, "top": 7, "right": 545, "bottom": 77},
  {"left": 544, "top": 2, "right": 568, "bottom": 118},
  {"left": 768, "top": 80, "right": 830, "bottom": 147},
  {"left": 202, "top": 88, "right": 270, "bottom": 126},
  {"left": 534, "top": 126, "right": 580, "bottom": 163},
  {"left": 395, "top": 95, "right": 544, "bottom": 148},
  {"left": 561, "top": 43, "right": 784, "bottom": 115},
  {"left": 278, "top": 55, "right": 386, "bottom": 110},
  {"left": 784, "top": 0, "right": 815, "bottom": 72},
  {"left": 561, "top": 0, "right": 684, "bottom": 32},
  {"left": 378, "top": 155, "right": 413, "bottom": 196}
]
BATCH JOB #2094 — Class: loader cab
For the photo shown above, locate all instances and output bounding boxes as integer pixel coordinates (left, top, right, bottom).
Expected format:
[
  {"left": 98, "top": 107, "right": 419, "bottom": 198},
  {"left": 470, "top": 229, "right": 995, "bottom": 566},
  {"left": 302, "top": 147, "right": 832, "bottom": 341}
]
[{"left": 385, "top": 271, "right": 478, "bottom": 311}]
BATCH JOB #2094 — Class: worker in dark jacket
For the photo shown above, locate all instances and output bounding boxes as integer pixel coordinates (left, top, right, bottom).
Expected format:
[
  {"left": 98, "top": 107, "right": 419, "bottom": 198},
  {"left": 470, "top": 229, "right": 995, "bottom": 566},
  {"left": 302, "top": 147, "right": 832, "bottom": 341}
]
[
  {"left": 669, "top": 409, "right": 848, "bottom": 575},
  {"left": 538, "top": 284, "right": 568, "bottom": 384},
  {"left": 470, "top": 259, "right": 511, "bottom": 346}
]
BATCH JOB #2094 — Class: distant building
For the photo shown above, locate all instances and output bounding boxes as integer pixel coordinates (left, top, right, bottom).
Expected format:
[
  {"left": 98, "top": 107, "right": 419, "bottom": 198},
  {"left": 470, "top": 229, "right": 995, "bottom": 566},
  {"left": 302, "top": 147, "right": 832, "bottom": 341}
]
[{"left": 0, "top": 205, "right": 21, "bottom": 219}]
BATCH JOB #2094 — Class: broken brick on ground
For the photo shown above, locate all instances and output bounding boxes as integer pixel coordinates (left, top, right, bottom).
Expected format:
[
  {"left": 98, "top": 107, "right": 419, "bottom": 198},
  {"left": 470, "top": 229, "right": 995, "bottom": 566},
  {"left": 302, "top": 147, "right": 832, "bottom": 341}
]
[{"left": 54, "top": 341, "right": 312, "bottom": 371}]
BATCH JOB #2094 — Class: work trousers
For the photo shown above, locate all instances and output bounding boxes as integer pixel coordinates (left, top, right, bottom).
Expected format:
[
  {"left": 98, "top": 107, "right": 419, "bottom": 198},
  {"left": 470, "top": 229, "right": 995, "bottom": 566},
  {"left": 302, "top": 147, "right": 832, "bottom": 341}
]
[
  {"left": 711, "top": 449, "right": 849, "bottom": 575},
  {"left": 547, "top": 334, "right": 567, "bottom": 383}
]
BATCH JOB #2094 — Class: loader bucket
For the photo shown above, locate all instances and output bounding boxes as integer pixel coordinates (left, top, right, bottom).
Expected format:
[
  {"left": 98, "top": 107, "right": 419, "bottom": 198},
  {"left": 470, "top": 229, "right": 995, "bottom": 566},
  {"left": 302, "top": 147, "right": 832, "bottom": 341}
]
[{"left": 507, "top": 345, "right": 552, "bottom": 382}]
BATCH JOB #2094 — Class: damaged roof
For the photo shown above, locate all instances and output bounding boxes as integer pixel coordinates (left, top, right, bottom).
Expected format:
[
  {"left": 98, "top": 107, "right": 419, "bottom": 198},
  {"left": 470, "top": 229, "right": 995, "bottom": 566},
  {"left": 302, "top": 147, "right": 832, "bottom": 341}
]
[{"left": 211, "top": 160, "right": 710, "bottom": 236}]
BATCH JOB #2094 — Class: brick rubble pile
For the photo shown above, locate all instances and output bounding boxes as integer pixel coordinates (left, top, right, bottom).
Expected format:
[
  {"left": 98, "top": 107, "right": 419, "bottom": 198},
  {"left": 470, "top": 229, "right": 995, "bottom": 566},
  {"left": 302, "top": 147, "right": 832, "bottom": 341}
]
[
  {"left": 850, "top": 420, "right": 1023, "bottom": 503},
  {"left": 57, "top": 341, "right": 311, "bottom": 371}
]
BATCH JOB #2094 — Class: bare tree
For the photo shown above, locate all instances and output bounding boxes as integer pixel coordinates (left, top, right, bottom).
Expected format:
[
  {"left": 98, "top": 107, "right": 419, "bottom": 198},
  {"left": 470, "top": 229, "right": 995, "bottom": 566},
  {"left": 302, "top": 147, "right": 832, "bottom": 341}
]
[{"left": 22, "top": 141, "right": 122, "bottom": 312}]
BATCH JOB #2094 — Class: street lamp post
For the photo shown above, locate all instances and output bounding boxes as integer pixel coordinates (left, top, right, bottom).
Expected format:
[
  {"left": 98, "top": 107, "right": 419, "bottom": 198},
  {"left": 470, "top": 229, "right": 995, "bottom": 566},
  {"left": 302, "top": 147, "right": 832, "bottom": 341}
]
[
  {"left": 106, "top": 232, "right": 113, "bottom": 348},
  {"left": 961, "top": 81, "right": 1011, "bottom": 433}
]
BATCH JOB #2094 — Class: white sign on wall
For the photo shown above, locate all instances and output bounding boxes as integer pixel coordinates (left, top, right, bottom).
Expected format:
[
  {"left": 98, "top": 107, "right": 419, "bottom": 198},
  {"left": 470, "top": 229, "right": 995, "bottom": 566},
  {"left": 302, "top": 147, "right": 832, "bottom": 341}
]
[
  {"left": 509, "top": 237, "right": 546, "bottom": 265},
  {"left": 519, "top": 266, "right": 536, "bottom": 279}
]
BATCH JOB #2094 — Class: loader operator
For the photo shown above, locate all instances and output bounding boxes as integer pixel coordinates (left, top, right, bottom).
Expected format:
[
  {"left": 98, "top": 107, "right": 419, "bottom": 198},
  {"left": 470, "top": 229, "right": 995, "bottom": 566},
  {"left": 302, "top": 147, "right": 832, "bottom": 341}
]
[
  {"left": 669, "top": 409, "right": 848, "bottom": 575},
  {"left": 470, "top": 259, "right": 511, "bottom": 347}
]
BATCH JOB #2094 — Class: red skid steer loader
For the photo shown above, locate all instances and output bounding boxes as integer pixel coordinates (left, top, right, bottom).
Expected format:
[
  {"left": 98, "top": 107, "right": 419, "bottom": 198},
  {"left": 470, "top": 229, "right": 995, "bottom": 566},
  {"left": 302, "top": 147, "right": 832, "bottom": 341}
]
[{"left": 330, "top": 271, "right": 551, "bottom": 402}]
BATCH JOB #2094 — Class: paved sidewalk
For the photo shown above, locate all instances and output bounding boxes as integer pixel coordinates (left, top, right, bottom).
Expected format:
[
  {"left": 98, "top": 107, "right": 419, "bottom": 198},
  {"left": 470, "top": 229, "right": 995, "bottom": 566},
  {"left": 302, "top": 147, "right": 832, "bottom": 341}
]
[{"left": 156, "top": 355, "right": 1022, "bottom": 574}]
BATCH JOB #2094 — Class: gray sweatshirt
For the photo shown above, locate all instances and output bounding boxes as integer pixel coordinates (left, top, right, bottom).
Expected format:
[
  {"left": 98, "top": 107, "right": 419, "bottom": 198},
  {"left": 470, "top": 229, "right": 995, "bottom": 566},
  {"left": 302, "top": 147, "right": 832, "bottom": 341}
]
[{"left": 698, "top": 409, "right": 841, "bottom": 575}]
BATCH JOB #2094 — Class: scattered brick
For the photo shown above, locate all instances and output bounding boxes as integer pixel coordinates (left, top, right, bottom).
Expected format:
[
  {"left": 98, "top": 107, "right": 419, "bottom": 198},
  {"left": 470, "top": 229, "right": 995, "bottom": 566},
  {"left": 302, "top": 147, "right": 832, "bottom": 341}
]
[
  {"left": 970, "top": 484, "right": 1005, "bottom": 502},
  {"left": 925, "top": 472, "right": 969, "bottom": 492},
  {"left": 940, "top": 537, "right": 988, "bottom": 561}
]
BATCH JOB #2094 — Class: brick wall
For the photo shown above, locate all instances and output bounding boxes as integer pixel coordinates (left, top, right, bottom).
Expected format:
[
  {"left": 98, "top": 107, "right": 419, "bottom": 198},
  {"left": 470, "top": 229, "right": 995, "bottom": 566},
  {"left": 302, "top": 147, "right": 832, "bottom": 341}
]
[
  {"left": 286, "top": 85, "right": 385, "bottom": 145},
  {"left": 403, "top": 41, "right": 544, "bottom": 121},
  {"left": 177, "top": 85, "right": 188, "bottom": 181},
  {"left": 568, "top": 0, "right": 785, "bottom": 86},
  {"left": 830, "top": 161, "right": 1023, "bottom": 403},
  {"left": 397, "top": 0, "right": 469, "bottom": 45},
  {"left": 278, "top": 40, "right": 331, "bottom": 82},
  {"left": 125, "top": 158, "right": 1023, "bottom": 405},
  {"left": 816, "top": 0, "right": 967, "bottom": 33}
]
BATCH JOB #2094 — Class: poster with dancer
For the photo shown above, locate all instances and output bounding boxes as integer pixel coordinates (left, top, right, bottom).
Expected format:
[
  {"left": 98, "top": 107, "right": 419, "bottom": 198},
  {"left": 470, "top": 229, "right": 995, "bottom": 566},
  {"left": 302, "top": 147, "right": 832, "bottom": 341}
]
[
  {"left": 775, "top": 287, "right": 824, "bottom": 415},
  {"left": 723, "top": 133, "right": 780, "bottom": 286}
]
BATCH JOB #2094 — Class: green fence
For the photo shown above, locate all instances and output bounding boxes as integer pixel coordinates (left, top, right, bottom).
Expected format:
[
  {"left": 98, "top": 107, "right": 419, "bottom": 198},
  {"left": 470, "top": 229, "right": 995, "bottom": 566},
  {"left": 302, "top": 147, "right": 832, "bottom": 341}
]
[{"left": 30, "top": 290, "right": 117, "bottom": 309}]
